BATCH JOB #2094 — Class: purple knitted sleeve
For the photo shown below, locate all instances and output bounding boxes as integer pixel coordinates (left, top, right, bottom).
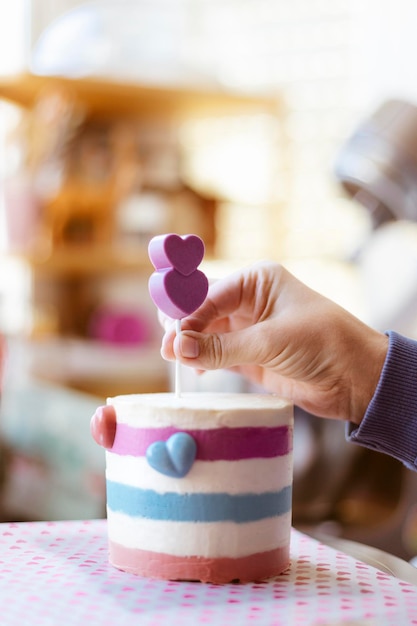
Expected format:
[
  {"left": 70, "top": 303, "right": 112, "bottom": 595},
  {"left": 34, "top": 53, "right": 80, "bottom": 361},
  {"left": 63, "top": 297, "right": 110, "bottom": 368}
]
[{"left": 346, "top": 330, "right": 417, "bottom": 470}]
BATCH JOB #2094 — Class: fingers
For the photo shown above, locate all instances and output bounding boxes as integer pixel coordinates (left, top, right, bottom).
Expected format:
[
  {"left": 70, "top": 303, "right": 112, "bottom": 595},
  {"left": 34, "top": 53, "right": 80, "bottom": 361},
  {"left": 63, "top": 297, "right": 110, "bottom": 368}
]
[
  {"left": 156, "top": 281, "right": 238, "bottom": 353},
  {"left": 159, "top": 262, "right": 286, "bottom": 370},
  {"left": 171, "top": 327, "right": 269, "bottom": 371},
  {"left": 158, "top": 262, "right": 280, "bottom": 339},
  {"left": 160, "top": 327, "right": 248, "bottom": 370},
  {"left": 159, "top": 270, "right": 247, "bottom": 361}
]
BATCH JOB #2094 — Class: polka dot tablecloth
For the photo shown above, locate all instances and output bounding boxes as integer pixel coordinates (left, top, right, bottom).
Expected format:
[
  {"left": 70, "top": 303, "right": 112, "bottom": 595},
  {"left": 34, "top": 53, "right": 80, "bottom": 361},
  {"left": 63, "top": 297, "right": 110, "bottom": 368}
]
[{"left": 1, "top": 520, "right": 417, "bottom": 626}]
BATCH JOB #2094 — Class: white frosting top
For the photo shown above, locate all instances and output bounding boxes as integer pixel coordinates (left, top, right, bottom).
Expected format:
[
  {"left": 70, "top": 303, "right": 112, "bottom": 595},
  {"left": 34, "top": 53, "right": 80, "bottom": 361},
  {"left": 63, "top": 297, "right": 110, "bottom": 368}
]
[{"left": 107, "top": 392, "right": 293, "bottom": 428}]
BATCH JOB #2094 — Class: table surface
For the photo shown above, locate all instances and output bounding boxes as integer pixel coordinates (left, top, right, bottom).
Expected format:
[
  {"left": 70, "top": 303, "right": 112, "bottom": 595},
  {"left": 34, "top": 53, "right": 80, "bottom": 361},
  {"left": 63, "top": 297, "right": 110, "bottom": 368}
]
[{"left": 1, "top": 519, "right": 417, "bottom": 626}]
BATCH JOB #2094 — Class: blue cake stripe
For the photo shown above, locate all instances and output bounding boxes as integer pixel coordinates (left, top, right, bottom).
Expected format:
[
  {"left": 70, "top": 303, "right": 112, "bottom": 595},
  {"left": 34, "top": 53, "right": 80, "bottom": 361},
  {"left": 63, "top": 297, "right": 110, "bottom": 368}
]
[{"left": 106, "top": 481, "right": 292, "bottom": 523}]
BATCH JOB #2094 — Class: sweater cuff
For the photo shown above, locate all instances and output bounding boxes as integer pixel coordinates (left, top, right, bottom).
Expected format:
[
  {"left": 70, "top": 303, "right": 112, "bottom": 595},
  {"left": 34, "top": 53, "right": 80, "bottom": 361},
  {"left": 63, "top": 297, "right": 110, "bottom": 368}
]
[{"left": 346, "top": 330, "right": 417, "bottom": 470}]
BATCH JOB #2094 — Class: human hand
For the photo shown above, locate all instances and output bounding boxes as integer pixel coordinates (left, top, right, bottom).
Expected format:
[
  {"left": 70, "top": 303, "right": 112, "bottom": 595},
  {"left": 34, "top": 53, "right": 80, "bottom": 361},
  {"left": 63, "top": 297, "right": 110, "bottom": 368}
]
[{"left": 160, "top": 262, "right": 388, "bottom": 425}]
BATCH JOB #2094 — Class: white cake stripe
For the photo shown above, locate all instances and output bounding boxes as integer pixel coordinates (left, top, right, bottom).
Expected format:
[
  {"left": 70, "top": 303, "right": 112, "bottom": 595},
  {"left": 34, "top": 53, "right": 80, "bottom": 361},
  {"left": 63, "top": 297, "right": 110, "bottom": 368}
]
[
  {"left": 107, "top": 509, "right": 292, "bottom": 558},
  {"left": 105, "top": 453, "right": 293, "bottom": 494},
  {"left": 109, "top": 392, "right": 293, "bottom": 428}
]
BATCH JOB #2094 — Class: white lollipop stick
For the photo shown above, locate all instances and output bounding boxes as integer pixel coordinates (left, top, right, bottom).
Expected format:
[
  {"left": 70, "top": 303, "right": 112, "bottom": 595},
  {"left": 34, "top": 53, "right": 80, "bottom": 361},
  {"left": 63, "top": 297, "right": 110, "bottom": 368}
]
[
  {"left": 175, "top": 318, "right": 182, "bottom": 398},
  {"left": 148, "top": 233, "right": 209, "bottom": 398}
]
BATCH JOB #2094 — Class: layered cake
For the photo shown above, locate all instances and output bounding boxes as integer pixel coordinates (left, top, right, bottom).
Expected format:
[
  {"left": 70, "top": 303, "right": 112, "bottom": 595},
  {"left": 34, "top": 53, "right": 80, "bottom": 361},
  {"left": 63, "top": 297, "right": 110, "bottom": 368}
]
[{"left": 91, "top": 392, "right": 293, "bottom": 583}]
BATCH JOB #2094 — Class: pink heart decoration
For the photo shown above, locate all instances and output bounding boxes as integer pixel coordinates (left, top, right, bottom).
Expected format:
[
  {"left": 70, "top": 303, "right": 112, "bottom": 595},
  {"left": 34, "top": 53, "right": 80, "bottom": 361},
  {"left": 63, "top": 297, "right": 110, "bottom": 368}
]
[
  {"left": 148, "top": 233, "right": 204, "bottom": 276},
  {"left": 90, "top": 405, "right": 117, "bottom": 449}
]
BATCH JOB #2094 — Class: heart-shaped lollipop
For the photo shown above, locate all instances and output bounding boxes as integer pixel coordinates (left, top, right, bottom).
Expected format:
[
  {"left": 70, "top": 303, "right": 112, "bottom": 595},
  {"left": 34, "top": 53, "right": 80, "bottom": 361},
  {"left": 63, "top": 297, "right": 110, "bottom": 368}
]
[
  {"left": 149, "top": 233, "right": 205, "bottom": 277},
  {"left": 148, "top": 233, "right": 209, "bottom": 397},
  {"left": 148, "top": 233, "right": 208, "bottom": 319}
]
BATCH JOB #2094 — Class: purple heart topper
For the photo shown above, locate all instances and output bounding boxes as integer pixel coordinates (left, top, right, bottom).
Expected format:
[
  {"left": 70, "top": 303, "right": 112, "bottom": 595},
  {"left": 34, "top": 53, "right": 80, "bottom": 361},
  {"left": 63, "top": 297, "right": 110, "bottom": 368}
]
[
  {"left": 149, "top": 234, "right": 204, "bottom": 276},
  {"left": 148, "top": 233, "right": 208, "bottom": 319},
  {"left": 146, "top": 432, "right": 197, "bottom": 478},
  {"left": 148, "top": 269, "right": 208, "bottom": 319}
]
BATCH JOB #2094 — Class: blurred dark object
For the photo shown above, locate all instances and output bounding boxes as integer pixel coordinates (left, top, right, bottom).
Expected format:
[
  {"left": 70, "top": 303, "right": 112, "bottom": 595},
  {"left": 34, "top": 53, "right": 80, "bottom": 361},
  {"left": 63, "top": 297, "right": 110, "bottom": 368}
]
[
  {"left": 335, "top": 99, "right": 417, "bottom": 229},
  {"left": 292, "top": 409, "right": 417, "bottom": 562},
  {"left": 321, "top": 100, "right": 417, "bottom": 560},
  {"left": 0, "top": 439, "right": 11, "bottom": 500}
]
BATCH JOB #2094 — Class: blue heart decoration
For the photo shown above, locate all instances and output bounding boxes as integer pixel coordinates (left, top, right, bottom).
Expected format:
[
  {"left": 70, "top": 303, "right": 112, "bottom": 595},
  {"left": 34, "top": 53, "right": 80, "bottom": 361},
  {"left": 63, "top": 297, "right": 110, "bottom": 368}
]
[{"left": 146, "top": 432, "right": 197, "bottom": 478}]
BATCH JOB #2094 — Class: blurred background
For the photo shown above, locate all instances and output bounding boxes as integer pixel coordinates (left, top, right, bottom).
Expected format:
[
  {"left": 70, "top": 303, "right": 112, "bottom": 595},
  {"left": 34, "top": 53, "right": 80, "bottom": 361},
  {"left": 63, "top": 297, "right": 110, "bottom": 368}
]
[{"left": 2, "top": 0, "right": 417, "bottom": 564}]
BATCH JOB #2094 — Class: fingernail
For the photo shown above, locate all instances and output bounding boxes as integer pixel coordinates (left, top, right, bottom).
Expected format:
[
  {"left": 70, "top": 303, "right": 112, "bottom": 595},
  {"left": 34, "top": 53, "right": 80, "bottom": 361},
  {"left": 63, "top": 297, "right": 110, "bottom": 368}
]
[{"left": 180, "top": 334, "right": 200, "bottom": 358}]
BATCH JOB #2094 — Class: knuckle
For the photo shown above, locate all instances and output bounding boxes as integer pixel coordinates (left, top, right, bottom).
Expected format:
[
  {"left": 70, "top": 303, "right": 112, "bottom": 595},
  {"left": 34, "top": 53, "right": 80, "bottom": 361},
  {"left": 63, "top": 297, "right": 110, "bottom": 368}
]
[{"left": 207, "top": 334, "right": 224, "bottom": 369}]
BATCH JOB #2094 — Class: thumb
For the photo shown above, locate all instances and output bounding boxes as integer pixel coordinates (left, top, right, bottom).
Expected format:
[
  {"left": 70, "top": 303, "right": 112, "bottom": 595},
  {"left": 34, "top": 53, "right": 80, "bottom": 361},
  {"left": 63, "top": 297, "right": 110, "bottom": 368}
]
[{"left": 174, "top": 329, "right": 263, "bottom": 371}]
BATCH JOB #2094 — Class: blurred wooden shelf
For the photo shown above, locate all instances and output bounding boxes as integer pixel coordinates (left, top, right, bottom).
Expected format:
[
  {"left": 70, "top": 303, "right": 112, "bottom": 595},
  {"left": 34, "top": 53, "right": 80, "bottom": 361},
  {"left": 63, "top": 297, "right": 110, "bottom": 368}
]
[
  {"left": 10, "top": 246, "right": 216, "bottom": 277},
  {"left": 0, "top": 72, "right": 281, "bottom": 120},
  {"left": 15, "top": 245, "right": 153, "bottom": 276},
  {"left": 0, "top": 72, "right": 280, "bottom": 384}
]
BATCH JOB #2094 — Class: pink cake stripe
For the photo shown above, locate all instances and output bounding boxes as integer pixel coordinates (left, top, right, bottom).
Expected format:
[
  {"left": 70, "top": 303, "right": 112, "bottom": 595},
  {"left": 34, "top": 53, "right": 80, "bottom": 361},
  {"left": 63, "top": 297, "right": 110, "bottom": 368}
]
[
  {"left": 109, "top": 540, "right": 290, "bottom": 583},
  {"left": 111, "top": 424, "right": 292, "bottom": 459}
]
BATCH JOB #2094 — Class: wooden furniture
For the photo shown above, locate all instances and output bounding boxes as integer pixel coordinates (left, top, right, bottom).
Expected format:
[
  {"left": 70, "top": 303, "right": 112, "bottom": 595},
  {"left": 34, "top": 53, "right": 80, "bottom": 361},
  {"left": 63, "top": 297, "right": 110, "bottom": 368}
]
[{"left": 0, "top": 73, "right": 278, "bottom": 395}]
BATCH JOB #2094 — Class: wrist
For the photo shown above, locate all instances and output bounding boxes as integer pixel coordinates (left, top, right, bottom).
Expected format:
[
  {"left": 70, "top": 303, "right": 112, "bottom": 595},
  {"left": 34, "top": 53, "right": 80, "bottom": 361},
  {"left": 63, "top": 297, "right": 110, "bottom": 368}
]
[
  {"left": 347, "top": 331, "right": 417, "bottom": 469},
  {"left": 350, "top": 331, "right": 389, "bottom": 425}
]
